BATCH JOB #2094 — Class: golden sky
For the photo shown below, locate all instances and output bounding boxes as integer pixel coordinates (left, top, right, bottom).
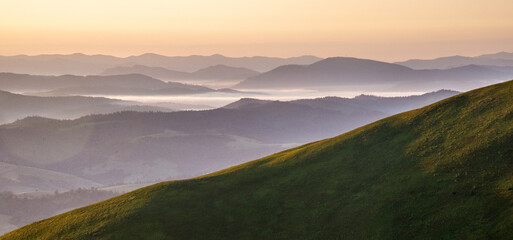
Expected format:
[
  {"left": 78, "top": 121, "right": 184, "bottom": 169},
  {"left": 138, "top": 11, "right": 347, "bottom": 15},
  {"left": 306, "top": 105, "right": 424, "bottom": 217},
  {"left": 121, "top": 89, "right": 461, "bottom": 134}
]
[{"left": 1, "top": 0, "right": 513, "bottom": 61}]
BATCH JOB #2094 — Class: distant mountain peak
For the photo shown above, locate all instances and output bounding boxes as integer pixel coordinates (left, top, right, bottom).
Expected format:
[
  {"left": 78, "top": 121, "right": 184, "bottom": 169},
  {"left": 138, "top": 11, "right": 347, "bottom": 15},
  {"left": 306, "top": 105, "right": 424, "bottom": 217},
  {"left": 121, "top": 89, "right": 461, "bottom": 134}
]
[
  {"left": 137, "top": 53, "right": 163, "bottom": 57},
  {"left": 193, "top": 64, "right": 260, "bottom": 75},
  {"left": 396, "top": 51, "right": 513, "bottom": 69},
  {"left": 221, "top": 98, "right": 272, "bottom": 109}
]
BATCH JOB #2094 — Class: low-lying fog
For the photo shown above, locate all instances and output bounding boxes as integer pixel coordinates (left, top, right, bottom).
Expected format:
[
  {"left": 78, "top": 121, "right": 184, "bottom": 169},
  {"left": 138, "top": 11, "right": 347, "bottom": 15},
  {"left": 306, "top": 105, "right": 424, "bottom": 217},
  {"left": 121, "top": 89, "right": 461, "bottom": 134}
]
[{"left": 89, "top": 89, "right": 427, "bottom": 109}]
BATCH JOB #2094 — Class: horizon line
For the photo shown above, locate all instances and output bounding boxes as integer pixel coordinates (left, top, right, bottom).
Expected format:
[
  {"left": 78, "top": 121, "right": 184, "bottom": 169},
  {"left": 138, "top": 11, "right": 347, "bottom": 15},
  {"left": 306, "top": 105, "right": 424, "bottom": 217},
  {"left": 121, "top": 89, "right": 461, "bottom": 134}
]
[{"left": 1, "top": 50, "right": 512, "bottom": 62}]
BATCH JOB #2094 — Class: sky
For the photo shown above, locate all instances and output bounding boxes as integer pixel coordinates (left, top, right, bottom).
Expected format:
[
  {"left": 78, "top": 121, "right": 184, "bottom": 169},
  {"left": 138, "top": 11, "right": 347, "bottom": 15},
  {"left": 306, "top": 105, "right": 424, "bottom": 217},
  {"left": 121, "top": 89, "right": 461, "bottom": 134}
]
[{"left": 1, "top": 0, "right": 513, "bottom": 61}]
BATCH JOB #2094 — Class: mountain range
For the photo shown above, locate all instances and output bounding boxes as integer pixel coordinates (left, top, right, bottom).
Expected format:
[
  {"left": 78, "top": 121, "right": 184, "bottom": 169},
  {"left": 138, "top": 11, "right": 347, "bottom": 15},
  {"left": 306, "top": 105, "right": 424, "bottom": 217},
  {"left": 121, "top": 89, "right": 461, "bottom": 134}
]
[
  {"left": 0, "top": 53, "right": 321, "bottom": 75},
  {"left": 0, "top": 90, "right": 457, "bottom": 190},
  {"left": 0, "top": 72, "right": 244, "bottom": 96},
  {"left": 235, "top": 57, "right": 513, "bottom": 91},
  {"left": 3, "top": 79, "right": 512, "bottom": 239},
  {"left": 395, "top": 51, "right": 513, "bottom": 69},
  {"left": 4, "top": 52, "right": 513, "bottom": 94},
  {"left": 102, "top": 64, "right": 260, "bottom": 82}
]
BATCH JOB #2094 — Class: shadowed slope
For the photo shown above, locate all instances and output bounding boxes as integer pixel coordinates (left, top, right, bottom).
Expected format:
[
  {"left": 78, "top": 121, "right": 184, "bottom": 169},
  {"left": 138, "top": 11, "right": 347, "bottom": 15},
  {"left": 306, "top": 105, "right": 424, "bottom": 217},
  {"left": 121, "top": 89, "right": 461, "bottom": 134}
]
[{"left": 3, "top": 80, "right": 513, "bottom": 239}]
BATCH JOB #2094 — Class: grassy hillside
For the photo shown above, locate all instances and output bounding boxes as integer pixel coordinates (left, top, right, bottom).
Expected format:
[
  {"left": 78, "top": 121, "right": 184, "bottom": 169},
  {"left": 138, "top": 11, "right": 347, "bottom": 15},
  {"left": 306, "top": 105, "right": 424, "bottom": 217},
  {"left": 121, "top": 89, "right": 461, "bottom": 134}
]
[{"left": 3, "top": 80, "right": 513, "bottom": 239}]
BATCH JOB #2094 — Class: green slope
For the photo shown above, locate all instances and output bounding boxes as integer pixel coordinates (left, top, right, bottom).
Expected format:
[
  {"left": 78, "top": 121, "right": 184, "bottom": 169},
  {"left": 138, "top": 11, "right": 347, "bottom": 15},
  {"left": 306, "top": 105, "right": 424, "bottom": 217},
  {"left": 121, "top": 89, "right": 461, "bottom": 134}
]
[{"left": 3, "top": 80, "right": 513, "bottom": 240}]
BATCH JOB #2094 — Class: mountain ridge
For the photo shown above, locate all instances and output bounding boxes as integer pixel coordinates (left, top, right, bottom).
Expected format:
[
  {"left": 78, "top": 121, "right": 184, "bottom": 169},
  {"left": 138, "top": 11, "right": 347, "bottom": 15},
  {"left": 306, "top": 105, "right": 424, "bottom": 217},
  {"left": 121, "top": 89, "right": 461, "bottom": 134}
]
[
  {"left": 235, "top": 57, "right": 513, "bottom": 91},
  {"left": 0, "top": 53, "right": 321, "bottom": 75},
  {"left": 395, "top": 51, "right": 513, "bottom": 69},
  {"left": 102, "top": 64, "right": 260, "bottom": 82},
  {"left": 0, "top": 72, "right": 246, "bottom": 96},
  {"left": 0, "top": 90, "right": 173, "bottom": 124}
]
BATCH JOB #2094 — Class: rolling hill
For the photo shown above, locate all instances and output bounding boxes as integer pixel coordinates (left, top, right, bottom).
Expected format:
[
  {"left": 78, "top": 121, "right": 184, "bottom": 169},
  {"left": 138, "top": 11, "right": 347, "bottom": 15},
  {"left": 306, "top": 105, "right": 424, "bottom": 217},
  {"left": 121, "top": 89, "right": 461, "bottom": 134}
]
[
  {"left": 235, "top": 57, "right": 513, "bottom": 91},
  {"left": 0, "top": 90, "right": 173, "bottom": 124},
  {"left": 3, "top": 80, "right": 513, "bottom": 239},
  {"left": 0, "top": 162, "right": 100, "bottom": 193},
  {"left": 102, "top": 65, "right": 190, "bottom": 80},
  {"left": 102, "top": 64, "right": 260, "bottom": 81},
  {"left": 224, "top": 90, "right": 459, "bottom": 115},
  {"left": 0, "top": 91, "right": 456, "bottom": 186},
  {"left": 192, "top": 64, "right": 260, "bottom": 80},
  {"left": 395, "top": 51, "right": 513, "bottom": 69},
  {"left": 0, "top": 72, "right": 241, "bottom": 96}
]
